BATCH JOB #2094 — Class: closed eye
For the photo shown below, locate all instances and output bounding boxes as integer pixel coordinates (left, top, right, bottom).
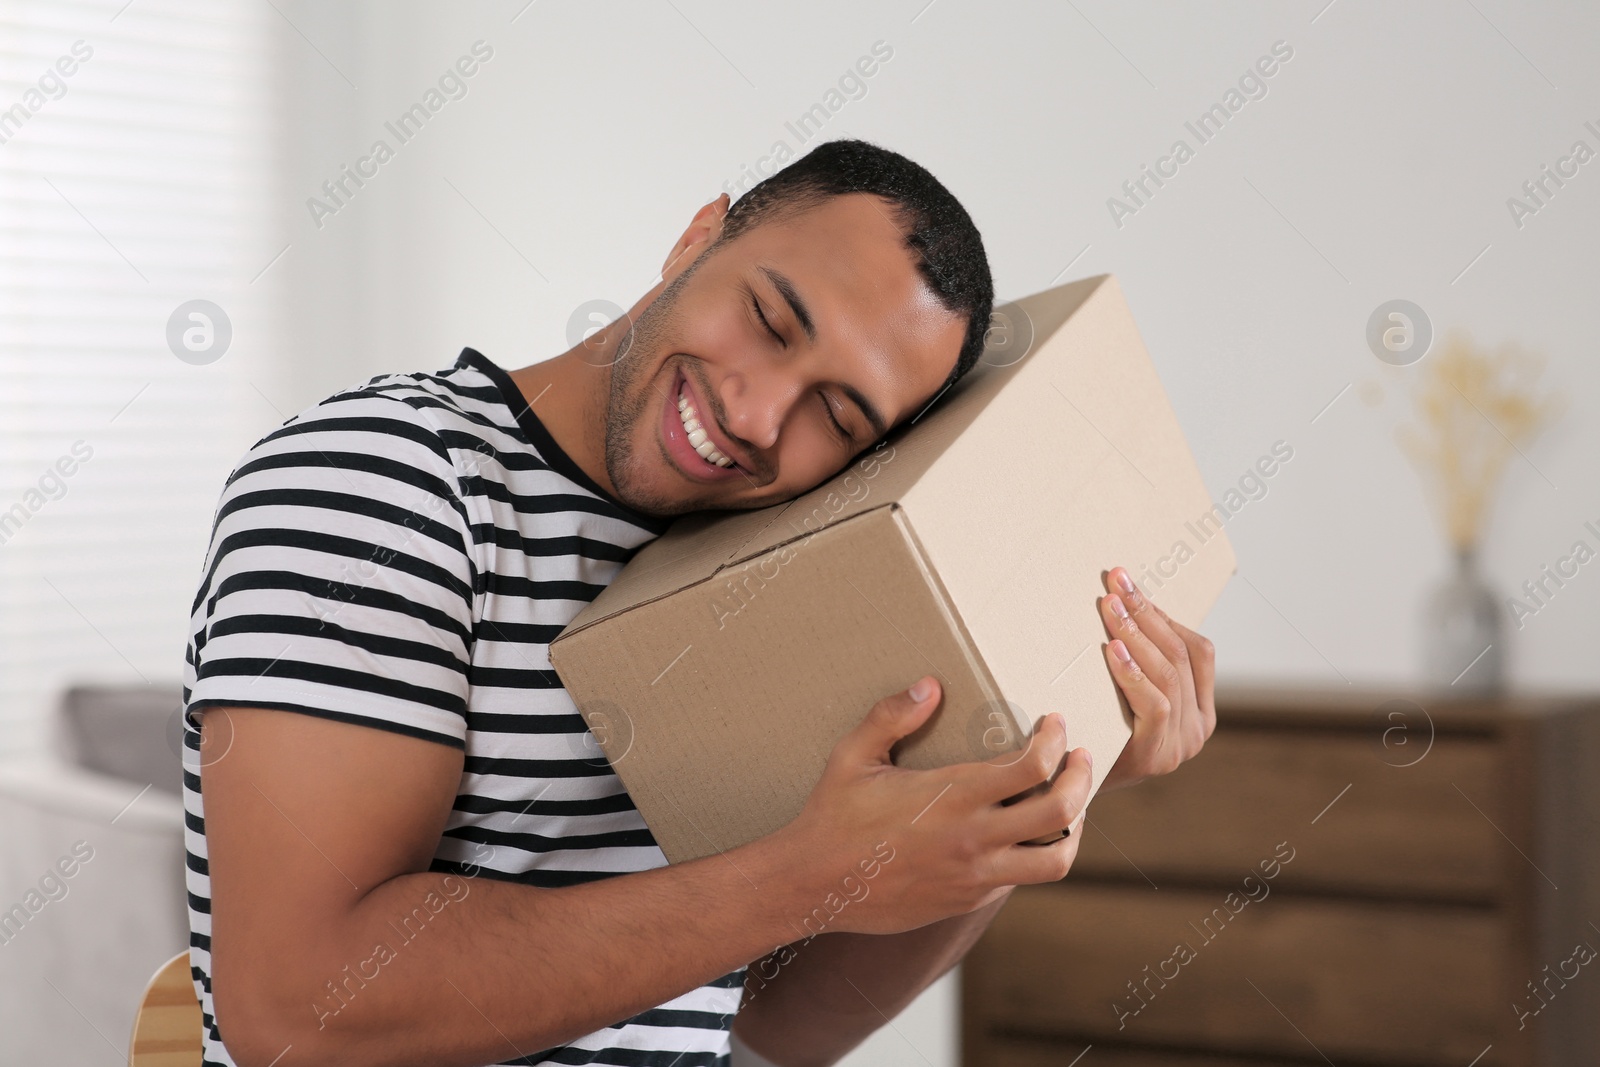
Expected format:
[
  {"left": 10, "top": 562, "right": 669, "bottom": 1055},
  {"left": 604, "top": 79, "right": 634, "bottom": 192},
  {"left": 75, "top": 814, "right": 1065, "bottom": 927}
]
[
  {"left": 751, "top": 291, "right": 783, "bottom": 346},
  {"left": 750, "top": 285, "right": 851, "bottom": 445},
  {"left": 820, "top": 391, "right": 851, "bottom": 444}
]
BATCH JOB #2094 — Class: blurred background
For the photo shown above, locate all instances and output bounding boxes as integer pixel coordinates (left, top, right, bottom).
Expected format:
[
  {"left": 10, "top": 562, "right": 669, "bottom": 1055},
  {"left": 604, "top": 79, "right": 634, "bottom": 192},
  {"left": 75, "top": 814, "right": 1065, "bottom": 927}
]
[{"left": 1, "top": 1, "right": 1597, "bottom": 1065}]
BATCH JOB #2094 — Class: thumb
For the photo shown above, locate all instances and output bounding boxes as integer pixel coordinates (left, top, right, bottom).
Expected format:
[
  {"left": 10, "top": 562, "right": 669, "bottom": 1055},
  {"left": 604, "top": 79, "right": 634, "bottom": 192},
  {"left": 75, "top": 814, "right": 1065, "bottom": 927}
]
[{"left": 834, "top": 676, "right": 942, "bottom": 769}]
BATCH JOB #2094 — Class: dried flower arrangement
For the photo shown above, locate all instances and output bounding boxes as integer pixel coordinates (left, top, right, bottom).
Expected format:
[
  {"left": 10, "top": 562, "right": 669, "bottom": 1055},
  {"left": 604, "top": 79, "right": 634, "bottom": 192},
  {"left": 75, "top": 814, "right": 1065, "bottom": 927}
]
[{"left": 1396, "top": 330, "right": 1562, "bottom": 552}]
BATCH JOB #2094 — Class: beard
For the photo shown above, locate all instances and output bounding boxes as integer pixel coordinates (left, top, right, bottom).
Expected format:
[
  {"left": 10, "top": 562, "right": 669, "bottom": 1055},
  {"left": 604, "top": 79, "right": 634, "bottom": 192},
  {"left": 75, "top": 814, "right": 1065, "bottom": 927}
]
[{"left": 600, "top": 261, "right": 711, "bottom": 519}]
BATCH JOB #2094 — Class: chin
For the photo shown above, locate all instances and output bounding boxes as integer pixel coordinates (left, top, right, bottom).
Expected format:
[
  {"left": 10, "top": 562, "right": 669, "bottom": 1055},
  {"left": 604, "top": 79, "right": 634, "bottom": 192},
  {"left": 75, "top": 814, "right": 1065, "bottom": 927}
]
[{"left": 603, "top": 444, "right": 700, "bottom": 519}]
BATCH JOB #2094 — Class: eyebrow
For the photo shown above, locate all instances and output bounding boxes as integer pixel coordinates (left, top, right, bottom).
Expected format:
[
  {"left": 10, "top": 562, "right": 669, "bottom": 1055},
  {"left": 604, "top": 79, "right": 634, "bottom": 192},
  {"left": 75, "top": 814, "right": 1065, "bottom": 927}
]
[
  {"left": 838, "top": 381, "right": 887, "bottom": 440},
  {"left": 759, "top": 266, "right": 815, "bottom": 343},
  {"left": 758, "top": 265, "right": 889, "bottom": 440}
]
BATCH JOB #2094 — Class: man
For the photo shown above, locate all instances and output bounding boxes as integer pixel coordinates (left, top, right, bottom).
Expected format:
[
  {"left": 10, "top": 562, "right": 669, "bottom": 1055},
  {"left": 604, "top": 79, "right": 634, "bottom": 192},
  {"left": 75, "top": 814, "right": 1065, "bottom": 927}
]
[{"left": 184, "top": 139, "right": 1216, "bottom": 1067}]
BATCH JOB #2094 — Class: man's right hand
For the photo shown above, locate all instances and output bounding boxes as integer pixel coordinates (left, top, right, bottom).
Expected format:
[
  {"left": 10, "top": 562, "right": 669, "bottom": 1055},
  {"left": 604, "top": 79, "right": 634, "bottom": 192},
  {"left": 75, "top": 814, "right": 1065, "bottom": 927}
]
[{"left": 778, "top": 675, "right": 1092, "bottom": 936}]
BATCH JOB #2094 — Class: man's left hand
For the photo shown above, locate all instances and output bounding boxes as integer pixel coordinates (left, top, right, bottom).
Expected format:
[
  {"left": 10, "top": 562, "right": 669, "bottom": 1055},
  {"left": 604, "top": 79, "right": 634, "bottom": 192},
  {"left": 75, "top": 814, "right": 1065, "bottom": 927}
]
[{"left": 1096, "top": 565, "right": 1217, "bottom": 792}]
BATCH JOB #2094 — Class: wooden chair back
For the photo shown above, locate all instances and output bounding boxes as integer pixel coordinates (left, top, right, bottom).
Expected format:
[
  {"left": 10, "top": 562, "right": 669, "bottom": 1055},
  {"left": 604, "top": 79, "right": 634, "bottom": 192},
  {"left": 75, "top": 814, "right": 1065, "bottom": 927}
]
[{"left": 128, "top": 951, "right": 203, "bottom": 1067}]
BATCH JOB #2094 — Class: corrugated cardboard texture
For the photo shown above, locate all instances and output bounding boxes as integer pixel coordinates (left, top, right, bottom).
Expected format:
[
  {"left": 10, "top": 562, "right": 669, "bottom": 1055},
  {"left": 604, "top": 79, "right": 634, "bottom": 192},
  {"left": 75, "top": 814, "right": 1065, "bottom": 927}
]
[
  {"left": 550, "top": 505, "right": 1011, "bottom": 865},
  {"left": 551, "top": 274, "right": 1236, "bottom": 864}
]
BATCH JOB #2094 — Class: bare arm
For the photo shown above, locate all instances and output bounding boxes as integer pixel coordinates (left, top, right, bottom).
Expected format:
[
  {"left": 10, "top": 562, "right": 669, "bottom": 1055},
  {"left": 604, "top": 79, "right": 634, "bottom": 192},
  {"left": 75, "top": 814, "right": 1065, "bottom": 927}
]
[
  {"left": 203, "top": 707, "right": 808, "bottom": 1067},
  {"left": 204, "top": 676, "right": 1092, "bottom": 1067},
  {"left": 732, "top": 893, "right": 1010, "bottom": 1067}
]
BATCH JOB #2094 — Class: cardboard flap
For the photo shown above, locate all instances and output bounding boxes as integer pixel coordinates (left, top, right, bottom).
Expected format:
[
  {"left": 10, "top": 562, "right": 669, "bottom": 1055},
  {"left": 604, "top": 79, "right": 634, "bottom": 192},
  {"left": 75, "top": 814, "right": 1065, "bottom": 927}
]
[{"left": 565, "top": 506, "right": 785, "bottom": 631}]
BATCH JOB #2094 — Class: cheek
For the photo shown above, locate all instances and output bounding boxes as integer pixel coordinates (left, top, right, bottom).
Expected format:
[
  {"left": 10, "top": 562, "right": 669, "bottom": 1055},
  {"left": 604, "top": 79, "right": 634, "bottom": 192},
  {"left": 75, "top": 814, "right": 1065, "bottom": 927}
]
[
  {"left": 775, "top": 424, "right": 850, "bottom": 494},
  {"left": 613, "top": 359, "right": 662, "bottom": 440}
]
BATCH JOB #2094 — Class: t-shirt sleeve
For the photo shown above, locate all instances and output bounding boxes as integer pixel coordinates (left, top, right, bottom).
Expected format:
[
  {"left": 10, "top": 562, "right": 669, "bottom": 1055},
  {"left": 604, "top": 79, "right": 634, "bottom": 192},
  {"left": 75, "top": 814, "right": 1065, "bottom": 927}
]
[{"left": 184, "top": 389, "right": 477, "bottom": 748}]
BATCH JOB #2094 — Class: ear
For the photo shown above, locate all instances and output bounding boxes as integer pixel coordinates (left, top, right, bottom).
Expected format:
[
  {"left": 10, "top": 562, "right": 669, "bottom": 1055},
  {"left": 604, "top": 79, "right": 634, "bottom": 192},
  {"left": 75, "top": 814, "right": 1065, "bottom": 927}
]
[{"left": 661, "top": 193, "right": 730, "bottom": 283}]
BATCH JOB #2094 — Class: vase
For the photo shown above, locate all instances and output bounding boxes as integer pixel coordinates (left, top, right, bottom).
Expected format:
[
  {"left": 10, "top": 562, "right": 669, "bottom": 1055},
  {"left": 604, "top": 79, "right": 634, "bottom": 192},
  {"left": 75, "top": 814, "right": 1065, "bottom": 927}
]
[{"left": 1422, "top": 547, "right": 1505, "bottom": 693}]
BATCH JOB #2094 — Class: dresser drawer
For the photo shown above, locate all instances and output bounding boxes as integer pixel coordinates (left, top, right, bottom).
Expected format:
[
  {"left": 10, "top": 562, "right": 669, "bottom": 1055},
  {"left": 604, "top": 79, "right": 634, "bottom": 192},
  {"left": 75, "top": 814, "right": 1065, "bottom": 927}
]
[
  {"left": 966, "top": 883, "right": 1503, "bottom": 1065},
  {"left": 970, "top": 1037, "right": 1328, "bottom": 1067},
  {"left": 1072, "top": 728, "right": 1505, "bottom": 900}
]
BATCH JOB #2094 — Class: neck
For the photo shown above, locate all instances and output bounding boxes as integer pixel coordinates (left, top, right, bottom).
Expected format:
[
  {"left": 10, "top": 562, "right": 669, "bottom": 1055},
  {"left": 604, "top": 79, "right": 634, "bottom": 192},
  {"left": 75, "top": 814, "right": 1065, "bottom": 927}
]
[
  {"left": 505, "top": 270, "right": 673, "bottom": 502},
  {"left": 507, "top": 339, "right": 617, "bottom": 497}
]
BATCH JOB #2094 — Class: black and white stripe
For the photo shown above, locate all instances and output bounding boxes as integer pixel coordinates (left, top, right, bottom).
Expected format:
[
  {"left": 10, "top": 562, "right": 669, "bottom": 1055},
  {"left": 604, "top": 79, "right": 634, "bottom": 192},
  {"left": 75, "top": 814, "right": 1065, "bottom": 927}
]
[{"left": 181, "top": 349, "right": 745, "bottom": 1066}]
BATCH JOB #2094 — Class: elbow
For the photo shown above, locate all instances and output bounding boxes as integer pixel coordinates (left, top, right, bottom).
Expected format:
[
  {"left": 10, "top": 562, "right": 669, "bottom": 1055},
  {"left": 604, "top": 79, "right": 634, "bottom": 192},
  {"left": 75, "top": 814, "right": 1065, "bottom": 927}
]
[
  {"left": 210, "top": 996, "right": 292, "bottom": 1067},
  {"left": 211, "top": 960, "right": 344, "bottom": 1067}
]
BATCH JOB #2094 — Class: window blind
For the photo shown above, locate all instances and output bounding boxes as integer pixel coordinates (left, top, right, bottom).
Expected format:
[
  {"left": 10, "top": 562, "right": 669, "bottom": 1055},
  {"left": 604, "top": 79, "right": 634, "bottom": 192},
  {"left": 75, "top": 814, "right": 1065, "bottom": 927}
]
[{"left": 0, "top": 0, "right": 285, "bottom": 756}]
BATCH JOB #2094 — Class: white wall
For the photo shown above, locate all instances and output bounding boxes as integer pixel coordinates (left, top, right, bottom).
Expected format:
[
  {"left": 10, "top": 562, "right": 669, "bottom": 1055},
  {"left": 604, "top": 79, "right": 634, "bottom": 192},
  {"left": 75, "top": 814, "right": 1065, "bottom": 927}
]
[
  {"left": 266, "top": 2, "right": 1600, "bottom": 1064},
  {"left": 277, "top": 0, "right": 1600, "bottom": 693}
]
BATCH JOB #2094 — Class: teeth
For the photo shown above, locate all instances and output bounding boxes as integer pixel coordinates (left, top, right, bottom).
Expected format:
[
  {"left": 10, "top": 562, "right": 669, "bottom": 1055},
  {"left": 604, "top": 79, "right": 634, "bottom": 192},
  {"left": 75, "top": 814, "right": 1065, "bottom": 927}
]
[{"left": 677, "top": 383, "right": 734, "bottom": 468}]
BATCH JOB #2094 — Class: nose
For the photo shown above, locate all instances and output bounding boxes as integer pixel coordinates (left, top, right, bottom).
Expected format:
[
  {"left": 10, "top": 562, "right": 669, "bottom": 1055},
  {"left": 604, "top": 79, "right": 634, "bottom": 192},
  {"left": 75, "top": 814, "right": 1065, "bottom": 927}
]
[{"left": 717, "top": 367, "right": 797, "bottom": 455}]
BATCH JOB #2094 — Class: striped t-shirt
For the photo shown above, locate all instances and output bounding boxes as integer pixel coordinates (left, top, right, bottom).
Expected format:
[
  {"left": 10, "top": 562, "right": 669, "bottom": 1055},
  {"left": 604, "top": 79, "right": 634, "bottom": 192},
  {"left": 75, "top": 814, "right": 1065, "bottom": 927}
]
[{"left": 180, "top": 348, "right": 747, "bottom": 1066}]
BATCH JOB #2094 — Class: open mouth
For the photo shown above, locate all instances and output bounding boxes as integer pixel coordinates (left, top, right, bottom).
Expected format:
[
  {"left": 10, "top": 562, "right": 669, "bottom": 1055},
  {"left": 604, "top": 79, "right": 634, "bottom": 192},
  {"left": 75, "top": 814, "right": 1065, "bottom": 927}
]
[{"left": 661, "top": 366, "right": 746, "bottom": 482}]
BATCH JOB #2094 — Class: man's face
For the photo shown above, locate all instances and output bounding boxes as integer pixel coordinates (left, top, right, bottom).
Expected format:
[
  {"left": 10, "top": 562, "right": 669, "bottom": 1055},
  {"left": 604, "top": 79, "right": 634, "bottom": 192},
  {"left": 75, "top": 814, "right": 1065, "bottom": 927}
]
[{"left": 602, "top": 193, "right": 969, "bottom": 517}]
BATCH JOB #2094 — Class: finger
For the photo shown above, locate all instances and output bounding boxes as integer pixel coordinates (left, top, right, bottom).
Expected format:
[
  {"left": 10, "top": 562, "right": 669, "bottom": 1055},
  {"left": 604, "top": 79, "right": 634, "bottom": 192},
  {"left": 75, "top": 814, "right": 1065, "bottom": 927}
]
[
  {"left": 989, "top": 746, "right": 1092, "bottom": 846},
  {"left": 989, "top": 820, "right": 1086, "bottom": 887},
  {"left": 1151, "top": 603, "right": 1218, "bottom": 740},
  {"left": 1100, "top": 591, "right": 1195, "bottom": 765},
  {"left": 967, "top": 710, "right": 1070, "bottom": 806},
  {"left": 1107, "top": 569, "right": 1198, "bottom": 727},
  {"left": 830, "top": 675, "right": 943, "bottom": 770},
  {"left": 1100, "top": 592, "right": 1179, "bottom": 706},
  {"left": 1104, "top": 637, "right": 1176, "bottom": 765}
]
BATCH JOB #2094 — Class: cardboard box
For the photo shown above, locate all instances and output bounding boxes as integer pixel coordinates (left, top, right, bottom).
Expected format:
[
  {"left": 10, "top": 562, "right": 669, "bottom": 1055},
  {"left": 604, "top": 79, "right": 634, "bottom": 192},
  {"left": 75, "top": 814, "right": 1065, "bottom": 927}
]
[{"left": 549, "top": 274, "right": 1235, "bottom": 865}]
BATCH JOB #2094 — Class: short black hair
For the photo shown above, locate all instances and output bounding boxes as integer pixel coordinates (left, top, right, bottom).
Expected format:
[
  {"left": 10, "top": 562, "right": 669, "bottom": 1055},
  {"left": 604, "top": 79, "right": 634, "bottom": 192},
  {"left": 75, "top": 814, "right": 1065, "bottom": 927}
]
[{"left": 713, "top": 138, "right": 994, "bottom": 415}]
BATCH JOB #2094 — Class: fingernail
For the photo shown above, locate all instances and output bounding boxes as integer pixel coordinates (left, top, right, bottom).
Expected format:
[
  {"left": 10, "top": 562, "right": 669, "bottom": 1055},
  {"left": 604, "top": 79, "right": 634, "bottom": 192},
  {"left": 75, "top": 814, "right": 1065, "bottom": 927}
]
[
  {"left": 1111, "top": 639, "right": 1133, "bottom": 663},
  {"left": 1082, "top": 747, "right": 1093, "bottom": 771},
  {"left": 909, "top": 677, "right": 934, "bottom": 702},
  {"left": 1108, "top": 595, "right": 1129, "bottom": 620},
  {"left": 1115, "top": 569, "right": 1135, "bottom": 594}
]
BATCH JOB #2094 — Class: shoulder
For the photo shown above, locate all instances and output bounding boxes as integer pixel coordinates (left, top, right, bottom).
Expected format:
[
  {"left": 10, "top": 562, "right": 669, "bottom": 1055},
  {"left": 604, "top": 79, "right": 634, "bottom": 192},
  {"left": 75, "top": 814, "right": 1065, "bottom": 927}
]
[
  {"left": 224, "top": 365, "right": 511, "bottom": 504},
  {"left": 203, "top": 367, "right": 509, "bottom": 574},
  {"left": 252, "top": 370, "right": 472, "bottom": 463}
]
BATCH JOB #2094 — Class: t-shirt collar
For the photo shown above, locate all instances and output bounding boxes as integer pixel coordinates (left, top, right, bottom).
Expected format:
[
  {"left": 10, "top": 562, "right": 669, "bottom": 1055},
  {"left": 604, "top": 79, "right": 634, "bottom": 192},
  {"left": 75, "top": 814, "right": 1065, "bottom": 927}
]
[{"left": 456, "top": 347, "right": 669, "bottom": 535}]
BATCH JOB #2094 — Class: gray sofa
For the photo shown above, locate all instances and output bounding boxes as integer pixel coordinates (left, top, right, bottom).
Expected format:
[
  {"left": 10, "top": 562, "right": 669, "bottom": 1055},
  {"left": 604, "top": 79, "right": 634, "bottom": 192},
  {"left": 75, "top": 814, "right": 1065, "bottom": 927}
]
[
  {"left": 0, "top": 684, "right": 189, "bottom": 1066},
  {"left": 0, "top": 685, "right": 939, "bottom": 1066}
]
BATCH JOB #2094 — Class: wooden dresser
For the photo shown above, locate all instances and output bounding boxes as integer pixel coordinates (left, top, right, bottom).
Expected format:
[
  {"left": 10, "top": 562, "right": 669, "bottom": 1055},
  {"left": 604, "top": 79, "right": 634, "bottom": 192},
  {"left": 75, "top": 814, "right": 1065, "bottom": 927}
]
[{"left": 962, "top": 686, "right": 1600, "bottom": 1067}]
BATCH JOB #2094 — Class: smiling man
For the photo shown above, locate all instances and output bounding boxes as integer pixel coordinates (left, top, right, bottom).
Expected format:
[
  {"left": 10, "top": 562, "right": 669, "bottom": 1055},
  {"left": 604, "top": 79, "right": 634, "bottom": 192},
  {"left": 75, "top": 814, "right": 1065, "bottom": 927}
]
[{"left": 184, "top": 139, "right": 1216, "bottom": 1067}]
